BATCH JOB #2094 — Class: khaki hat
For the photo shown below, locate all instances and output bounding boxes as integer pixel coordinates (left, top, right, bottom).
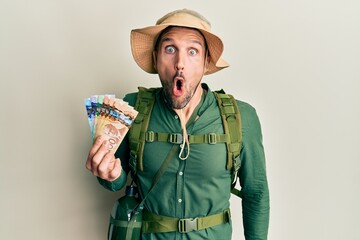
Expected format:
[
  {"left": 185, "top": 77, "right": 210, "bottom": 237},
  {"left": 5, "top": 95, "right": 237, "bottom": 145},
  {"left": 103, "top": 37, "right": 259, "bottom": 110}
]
[{"left": 130, "top": 9, "right": 229, "bottom": 75}]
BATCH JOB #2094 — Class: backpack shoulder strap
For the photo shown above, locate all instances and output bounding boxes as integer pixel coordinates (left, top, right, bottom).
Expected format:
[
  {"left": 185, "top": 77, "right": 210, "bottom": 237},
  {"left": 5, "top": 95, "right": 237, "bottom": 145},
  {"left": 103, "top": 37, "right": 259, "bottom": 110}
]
[
  {"left": 128, "top": 87, "right": 157, "bottom": 174},
  {"left": 213, "top": 90, "right": 243, "bottom": 198}
]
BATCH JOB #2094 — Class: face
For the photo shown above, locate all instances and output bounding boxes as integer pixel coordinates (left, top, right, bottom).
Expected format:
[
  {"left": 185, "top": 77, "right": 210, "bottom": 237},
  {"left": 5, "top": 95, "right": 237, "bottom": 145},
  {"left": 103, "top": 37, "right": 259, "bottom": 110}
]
[{"left": 154, "top": 27, "right": 209, "bottom": 109}]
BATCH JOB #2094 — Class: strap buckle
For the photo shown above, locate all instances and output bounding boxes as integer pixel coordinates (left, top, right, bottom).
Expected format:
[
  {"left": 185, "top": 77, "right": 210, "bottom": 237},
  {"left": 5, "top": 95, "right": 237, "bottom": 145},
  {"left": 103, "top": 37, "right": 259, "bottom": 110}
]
[
  {"left": 224, "top": 208, "right": 231, "bottom": 223},
  {"left": 145, "top": 131, "right": 155, "bottom": 142},
  {"left": 178, "top": 217, "right": 198, "bottom": 233},
  {"left": 233, "top": 155, "right": 241, "bottom": 171},
  {"left": 169, "top": 133, "right": 183, "bottom": 144},
  {"left": 208, "top": 133, "right": 217, "bottom": 144}
]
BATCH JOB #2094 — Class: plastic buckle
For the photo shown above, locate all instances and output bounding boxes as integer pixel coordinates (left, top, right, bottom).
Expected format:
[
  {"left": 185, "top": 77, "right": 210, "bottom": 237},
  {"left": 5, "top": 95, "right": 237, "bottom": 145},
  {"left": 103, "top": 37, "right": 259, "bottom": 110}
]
[
  {"left": 233, "top": 155, "right": 241, "bottom": 170},
  {"left": 224, "top": 209, "right": 231, "bottom": 223},
  {"left": 169, "top": 133, "right": 183, "bottom": 144},
  {"left": 145, "top": 131, "right": 154, "bottom": 142},
  {"left": 178, "top": 218, "right": 198, "bottom": 233},
  {"left": 208, "top": 133, "right": 217, "bottom": 144}
]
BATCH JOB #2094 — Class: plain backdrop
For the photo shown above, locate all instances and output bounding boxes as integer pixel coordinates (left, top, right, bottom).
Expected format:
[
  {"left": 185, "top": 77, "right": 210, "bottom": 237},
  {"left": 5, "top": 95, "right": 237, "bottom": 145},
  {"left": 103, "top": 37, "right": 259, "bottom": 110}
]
[{"left": 1, "top": 0, "right": 359, "bottom": 239}]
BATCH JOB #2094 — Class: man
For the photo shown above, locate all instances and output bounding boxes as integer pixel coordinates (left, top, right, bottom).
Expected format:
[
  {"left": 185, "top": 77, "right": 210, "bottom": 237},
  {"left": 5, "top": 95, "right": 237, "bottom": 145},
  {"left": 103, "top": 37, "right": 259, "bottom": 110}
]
[{"left": 86, "top": 9, "right": 269, "bottom": 239}]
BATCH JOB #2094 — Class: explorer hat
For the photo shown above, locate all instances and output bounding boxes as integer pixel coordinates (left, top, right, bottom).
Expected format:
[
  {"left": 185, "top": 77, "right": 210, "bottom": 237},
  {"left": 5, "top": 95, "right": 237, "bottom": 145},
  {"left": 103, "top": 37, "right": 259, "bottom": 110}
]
[{"left": 130, "top": 9, "right": 229, "bottom": 75}]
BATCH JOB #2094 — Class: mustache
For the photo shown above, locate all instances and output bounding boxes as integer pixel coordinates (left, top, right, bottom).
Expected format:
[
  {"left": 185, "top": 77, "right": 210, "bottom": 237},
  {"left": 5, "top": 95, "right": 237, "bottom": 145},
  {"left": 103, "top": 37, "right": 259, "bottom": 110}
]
[{"left": 174, "top": 71, "right": 184, "bottom": 79}]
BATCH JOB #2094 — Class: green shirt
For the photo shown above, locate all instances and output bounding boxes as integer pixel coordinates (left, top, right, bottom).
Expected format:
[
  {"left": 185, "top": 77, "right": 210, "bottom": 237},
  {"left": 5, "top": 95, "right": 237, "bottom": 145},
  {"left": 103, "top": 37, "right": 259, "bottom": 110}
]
[{"left": 99, "top": 84, "right": 269, "bottom": 239}]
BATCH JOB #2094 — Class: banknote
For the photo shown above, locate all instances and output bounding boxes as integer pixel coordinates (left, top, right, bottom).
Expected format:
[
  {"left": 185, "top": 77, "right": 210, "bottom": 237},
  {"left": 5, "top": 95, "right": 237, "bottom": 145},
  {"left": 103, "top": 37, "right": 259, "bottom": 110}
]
[{"left": 84, "top": 95, "right": 138, "bottom": 152}]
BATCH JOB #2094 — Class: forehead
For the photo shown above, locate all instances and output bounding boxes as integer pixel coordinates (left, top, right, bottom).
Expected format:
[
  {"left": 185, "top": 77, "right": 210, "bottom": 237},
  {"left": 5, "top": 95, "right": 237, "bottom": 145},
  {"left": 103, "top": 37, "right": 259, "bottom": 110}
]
[{"left": 158, "top": 26, "right": 206, "bottom": 45}]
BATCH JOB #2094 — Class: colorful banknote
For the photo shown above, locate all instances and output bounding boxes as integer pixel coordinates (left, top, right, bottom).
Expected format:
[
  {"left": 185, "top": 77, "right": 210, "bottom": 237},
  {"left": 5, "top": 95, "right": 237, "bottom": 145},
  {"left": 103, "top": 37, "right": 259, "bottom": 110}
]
[{"left": 84, "top": 95, "right": 138, "bottom": 152}]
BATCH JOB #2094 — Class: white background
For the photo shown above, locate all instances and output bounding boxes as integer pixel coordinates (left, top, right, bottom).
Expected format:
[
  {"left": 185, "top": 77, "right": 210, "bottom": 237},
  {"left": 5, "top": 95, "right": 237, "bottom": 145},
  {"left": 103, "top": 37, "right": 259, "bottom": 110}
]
[{"left": 1, "top": 0, "right": 359, "bottom": 239}]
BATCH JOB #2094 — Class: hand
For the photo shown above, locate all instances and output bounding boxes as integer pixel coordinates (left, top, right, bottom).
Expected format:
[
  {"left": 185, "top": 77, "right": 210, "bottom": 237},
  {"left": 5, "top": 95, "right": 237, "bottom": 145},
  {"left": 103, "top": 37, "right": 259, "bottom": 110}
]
[{"left": 86, "top": 136, "right": 122, "bottom": 181}]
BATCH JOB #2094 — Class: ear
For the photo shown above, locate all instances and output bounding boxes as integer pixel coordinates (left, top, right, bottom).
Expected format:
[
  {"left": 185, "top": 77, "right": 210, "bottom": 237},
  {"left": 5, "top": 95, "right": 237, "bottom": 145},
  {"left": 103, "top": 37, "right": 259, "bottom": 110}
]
[
  {"left": 152, "top": 51, "right": 157, "bottom": 71},
  {"left": 204, "top": 51, "right": 211, "bottom": 73}
]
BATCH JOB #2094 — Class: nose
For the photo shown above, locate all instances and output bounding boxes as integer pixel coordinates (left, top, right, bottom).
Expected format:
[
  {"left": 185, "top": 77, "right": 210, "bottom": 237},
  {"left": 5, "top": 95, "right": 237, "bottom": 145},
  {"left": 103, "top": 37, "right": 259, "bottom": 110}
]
[{"left": 175, "top": 51, "right": 185, "bottom": 71}]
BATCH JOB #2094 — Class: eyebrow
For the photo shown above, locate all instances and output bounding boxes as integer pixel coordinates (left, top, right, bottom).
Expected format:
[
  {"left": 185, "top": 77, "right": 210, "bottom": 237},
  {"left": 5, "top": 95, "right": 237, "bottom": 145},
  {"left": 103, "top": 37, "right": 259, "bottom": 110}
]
[{"left": 160, "top": 37, "right": 204, "bottom": 47}]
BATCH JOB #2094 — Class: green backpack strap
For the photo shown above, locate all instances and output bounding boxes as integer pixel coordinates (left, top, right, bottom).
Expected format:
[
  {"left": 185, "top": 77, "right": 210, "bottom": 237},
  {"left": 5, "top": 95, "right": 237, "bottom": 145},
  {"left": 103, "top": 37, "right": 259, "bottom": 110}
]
[
  {"left": 128, "top": 87, "right": 157, "bottom": 174},
  {"left": 213, "top": 90, "right": 243, "bottom": 198}
]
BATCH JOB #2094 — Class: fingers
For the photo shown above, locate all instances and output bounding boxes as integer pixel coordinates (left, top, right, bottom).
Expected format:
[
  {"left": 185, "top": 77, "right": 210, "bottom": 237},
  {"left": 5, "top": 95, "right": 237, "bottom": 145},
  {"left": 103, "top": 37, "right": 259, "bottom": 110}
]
[
  {"left": 98, "top": 157, "right": 122, "bottom": 181},
  {"left": 91, "top": 140, "right": 110, "bottom": 176},
  {"left": 86, "top": 136, "right": 104, "bottom": 171},
  {"left": 86, "top": 135, "right": 109, "bottom": 176},
  {"left": 97, "top": 151, "right": 114, "bottom": 178},
  {"left": 109, "top": 158, "right": 122, "bottom": 181},
  {"left": 86, "top": 135, "right": 122, "bottom": 181}
]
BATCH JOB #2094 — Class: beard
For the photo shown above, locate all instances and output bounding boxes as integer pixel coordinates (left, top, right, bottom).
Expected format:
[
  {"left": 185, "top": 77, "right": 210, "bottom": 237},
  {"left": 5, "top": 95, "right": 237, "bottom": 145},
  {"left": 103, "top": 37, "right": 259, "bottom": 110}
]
[{"left": 160, "top": 71, "right": 201, "bottom": 109}]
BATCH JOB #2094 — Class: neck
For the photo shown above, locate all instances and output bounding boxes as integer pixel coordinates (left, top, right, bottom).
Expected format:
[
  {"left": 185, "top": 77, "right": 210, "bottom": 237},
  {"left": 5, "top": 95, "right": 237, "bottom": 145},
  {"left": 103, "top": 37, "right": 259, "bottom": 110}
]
[{"left": 174, "top": 85, "right": 203, "bottom": 123}]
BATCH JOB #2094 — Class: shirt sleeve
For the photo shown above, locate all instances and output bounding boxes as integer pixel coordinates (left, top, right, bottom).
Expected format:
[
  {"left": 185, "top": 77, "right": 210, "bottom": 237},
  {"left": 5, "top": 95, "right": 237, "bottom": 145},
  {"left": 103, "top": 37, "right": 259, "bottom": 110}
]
[{"left": 237, "top": 101, "right": 270, "bottom": 240}]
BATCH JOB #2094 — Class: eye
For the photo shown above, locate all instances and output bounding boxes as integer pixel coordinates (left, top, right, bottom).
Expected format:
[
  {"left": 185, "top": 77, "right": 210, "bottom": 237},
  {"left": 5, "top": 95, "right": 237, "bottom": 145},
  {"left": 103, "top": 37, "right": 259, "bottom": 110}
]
[
  {"left": 165, "top": 46, "right": 176, "bottom": 53},
  {"left": 189, "top": 49, "right": 197, "bottom": 56}
]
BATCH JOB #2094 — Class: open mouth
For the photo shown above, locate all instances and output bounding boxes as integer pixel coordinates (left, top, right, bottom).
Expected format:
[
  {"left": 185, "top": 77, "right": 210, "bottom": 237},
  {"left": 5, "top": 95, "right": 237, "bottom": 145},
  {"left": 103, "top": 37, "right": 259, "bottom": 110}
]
[
  {"left": 173, "top": 77, "right": 184, "bottom": 97},
  {"left": 176, "top": 79, "right": 183, "bottom": 90}
]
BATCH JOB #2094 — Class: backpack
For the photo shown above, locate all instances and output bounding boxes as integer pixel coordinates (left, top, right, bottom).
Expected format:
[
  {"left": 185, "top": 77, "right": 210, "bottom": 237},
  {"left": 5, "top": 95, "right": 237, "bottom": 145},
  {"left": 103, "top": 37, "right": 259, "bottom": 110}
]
[{"left": 128, "top": 87, "right": 243, "bottom": 198}]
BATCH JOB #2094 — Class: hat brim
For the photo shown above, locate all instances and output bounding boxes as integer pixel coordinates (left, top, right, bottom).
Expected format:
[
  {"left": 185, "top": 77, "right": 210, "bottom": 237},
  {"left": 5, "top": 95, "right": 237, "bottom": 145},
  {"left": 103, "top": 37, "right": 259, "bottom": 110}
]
[{"left": 131, "top": 24, "right": 229, "bottom": 75}]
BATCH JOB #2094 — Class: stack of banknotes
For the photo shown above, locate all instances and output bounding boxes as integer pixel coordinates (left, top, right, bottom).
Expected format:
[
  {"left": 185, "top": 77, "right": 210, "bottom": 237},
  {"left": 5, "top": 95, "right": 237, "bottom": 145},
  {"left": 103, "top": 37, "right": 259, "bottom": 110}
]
[{"left": 84, "top": 95, "right": 138, "bottom": 152}]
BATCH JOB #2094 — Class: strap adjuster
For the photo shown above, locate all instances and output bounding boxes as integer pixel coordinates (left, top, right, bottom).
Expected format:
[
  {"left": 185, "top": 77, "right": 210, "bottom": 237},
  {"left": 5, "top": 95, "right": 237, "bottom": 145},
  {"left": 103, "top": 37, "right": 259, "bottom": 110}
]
[
  {"left": 224, "top": 208, "right": 231, "bottom": 223},
  {"left": 178, "top": 218, "right": 198, "bottom": 233},
  {"left": 169, "top": 133, "right": 183, "bottom": 144},
  {"left": 145, "top": 131, "right": 155, "bottom": 142},
  {"left": 233, "top": 155, "right": 241, "bottom": 171},
  {"left": 208, "top": 133, "right": 217, "bottom": 144}
]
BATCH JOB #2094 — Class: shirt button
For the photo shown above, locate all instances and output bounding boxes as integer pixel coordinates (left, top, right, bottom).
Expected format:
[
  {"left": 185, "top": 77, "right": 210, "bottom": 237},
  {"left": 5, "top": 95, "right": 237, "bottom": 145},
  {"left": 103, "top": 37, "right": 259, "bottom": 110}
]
[
  {"left": 179, "top": 171, "right": 183, "bottom": 176},
  {"left": 178, "top": 199, "right": 182, "bottom": 203},
  {"left": 175, "top": 115, "right": 179, "bottom": 119}
]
